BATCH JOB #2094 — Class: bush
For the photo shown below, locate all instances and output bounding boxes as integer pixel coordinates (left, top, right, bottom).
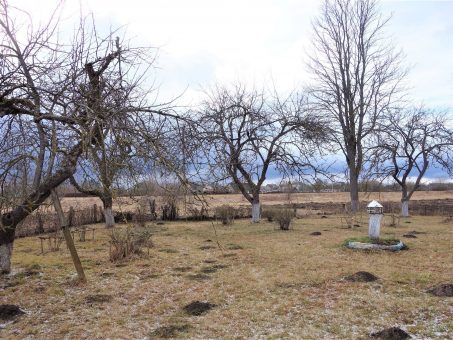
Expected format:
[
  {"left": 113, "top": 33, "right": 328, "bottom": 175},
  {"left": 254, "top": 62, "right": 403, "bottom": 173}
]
[
  {"left": 262, "top": 208, "right": 275, "bottom": 222},
  {"left": 109, "top": 225, "right": 153, "bottom": 262},
  {"left": 215, "top": 205, "right": 236, "bottom": 225},
  {"left": 161, "top": 200, "right": 178, "bottom": 220},
  {"left": 269, "top": 208, "right": 295, "bottom": 230}
]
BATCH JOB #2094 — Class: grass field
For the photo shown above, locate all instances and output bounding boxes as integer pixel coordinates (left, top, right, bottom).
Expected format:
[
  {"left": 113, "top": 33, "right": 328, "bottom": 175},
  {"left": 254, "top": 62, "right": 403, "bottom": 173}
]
[
  {"left": 60, "top": 190, "right": 453, "bottom": 212},
  {"left": 1, "top": 215, "right": 452, "bottom": 339}
]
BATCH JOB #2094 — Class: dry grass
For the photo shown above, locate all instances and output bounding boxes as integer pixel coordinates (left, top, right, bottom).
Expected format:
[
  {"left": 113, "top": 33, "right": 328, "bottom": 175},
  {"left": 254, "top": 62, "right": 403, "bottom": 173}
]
[
  {"left": 1, "top": 216, "right": 452, "bottom": 339},
  {"left": 60, "top": 190, "right": 453, "bottom": 211}
]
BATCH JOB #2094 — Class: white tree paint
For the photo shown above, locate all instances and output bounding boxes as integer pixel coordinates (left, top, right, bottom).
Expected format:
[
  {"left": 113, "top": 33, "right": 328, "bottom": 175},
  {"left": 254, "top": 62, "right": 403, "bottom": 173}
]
[
  {"left": 104, "top": 207, "right": 115, "bottom": 228},
  {"left": 368, "top": 214, "right": 383, "bottom": 240},
  {"left": 251, "top": 202, "right": 260, "bottom": 223},
  {"left": 401, "top": 200, "right": 409, "bottom": 217},
  {"left": 0, "top": 242, "right": 13, "bottom": 273}
]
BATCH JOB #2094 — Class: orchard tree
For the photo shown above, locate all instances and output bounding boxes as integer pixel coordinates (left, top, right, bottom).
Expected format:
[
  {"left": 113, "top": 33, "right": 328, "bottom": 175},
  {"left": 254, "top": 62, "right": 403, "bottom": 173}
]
[
  {"left": 374, "top": 107, "right": 453, "bottom": 216},
  {"left": 0, "top": 1, "right": 174, "bottom": 273},
  {"left": 308, "top": 0, "right": 407, "bottom": 212},
  {"left": 193, "top": 85, "right": 325, "bottom": 222},
  {"left": 67, "top": 20, "right": 174, "bottom": 228}
]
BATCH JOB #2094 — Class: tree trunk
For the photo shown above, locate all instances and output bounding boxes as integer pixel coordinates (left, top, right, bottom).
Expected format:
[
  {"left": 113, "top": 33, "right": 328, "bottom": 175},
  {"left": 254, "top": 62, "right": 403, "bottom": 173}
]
[
  {"left": 0, "top": 143, "right": 82, "bottom": 274},
  {"left": 103, "top": 196, "right": 115, "bottom": 228},
  {"left": 251, "top": 196, "right": 260, "bottom": 223},
  {"left": 51, "top": 190, "right": 86, "bottom": 283},
  {"left": 0, "top": 242, "right": 13, "bottom": 274},
  {"left": 349, "top": 170, "right": 360, "bottom": 213},
  {"left": 401, "top": 199, "right": 409, "bottom": 217}
]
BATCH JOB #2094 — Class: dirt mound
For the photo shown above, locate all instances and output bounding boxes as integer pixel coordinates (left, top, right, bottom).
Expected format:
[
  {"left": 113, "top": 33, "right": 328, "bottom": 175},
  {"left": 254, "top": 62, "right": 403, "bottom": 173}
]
[
  {"left": 0, "top": 305, "right": 25, "bottom": 321},
  {"left": 183, "top": 301, "right": 216, "bottom": 316},
  {"left": 222, "top": 253, "right": 237, "bottom": 258},
  {"left": 403, "top": 234, "right": 417, "bottom": 238},
  {"left": 345, "top": 271, "right": 379, "bottom": 282},
  {"left": 150, "top": 324, "right": 191, "bottom": 338},
  {"left": 226, "top": 244, "right": 243, "bottom": 250},
  {"left": 371, "top": 327, "right": 410, "bottom": 339},
  {"left": 200, "top": 264, "right": 228, "bottom": 274},
  {"left": 427, "top": 283, "right": 453, "bottom": 297},
  {"left": 310, "top": 231, "right": 322, "bottom": 236},
  {"left": 407, "top": 230, "right": 426, "bottom": 235},
  {"left": 187, "top": 273, "right": 211, "bottom": 281},
  {"left": 85, "top": 294, "right": 113, "bottom": 304},
  {"left": 173, "top": 266, "right": 192, "bottom": 272},
  {"left": 199, "top": 245, "right": 216, "bottom": 250}
]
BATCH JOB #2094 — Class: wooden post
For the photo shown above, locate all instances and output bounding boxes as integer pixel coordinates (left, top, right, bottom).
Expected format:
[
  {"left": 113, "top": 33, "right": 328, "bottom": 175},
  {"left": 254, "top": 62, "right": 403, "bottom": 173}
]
[
  {"left": 51, "top": 190, "right": 86, "bottom": 283},
  {"left": 93, "top": 204, "right": 98, "bottom": 222}
]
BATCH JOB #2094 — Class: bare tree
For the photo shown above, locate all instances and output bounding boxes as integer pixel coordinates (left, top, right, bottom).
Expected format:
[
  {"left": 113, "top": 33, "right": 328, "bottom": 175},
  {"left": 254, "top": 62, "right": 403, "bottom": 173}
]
[
  {"left": 373, "top": 107, "right": 453, "bottom": 217},
  {"left": 192, "top": 85, "right": 325, "bottom": 222},
  {"left": 0, "top": 2, "right": 172, "bottom": 273},
  {"left": 308, "top": 0, "right": 407, "bottom": 213},
  {"left": 66, "top": 19, "right": 173, "bottom": 228}
]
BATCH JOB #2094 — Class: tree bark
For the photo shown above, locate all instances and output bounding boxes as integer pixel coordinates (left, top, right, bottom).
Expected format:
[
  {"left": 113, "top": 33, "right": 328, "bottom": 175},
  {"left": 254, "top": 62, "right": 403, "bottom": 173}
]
[
  {"left": 251, "top": 195, "right": 260, "bottom": 223},
  {"left": 102, "top": 195, "right": 115, "bottom": 228},
  {"left": 0, "top": 242, "right": 13, "bottom": 274},
  {"left": 349, "top": 170, "right": 360, "bottom": 213},
  {"left": 51, "top": 190, "right": 86, "bottom": 283},
  {"left": 401, "top": 199, "right": 409, "bottom": 217},
  {"left": 0, "top": 143, "right": 82, "bottom": 274}
]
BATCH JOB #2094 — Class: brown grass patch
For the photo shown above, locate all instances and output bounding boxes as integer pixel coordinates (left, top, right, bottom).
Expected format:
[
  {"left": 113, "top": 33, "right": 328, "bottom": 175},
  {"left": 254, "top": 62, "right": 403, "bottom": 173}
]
[{"left": 2, "top": 216, "right": 452, "bottom": 338}]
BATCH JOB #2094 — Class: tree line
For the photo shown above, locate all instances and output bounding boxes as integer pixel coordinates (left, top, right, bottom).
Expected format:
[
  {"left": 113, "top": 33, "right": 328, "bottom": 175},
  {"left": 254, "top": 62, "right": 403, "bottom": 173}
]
[{"left": 1, "top": 0, "right": 452, "bottom": 274}]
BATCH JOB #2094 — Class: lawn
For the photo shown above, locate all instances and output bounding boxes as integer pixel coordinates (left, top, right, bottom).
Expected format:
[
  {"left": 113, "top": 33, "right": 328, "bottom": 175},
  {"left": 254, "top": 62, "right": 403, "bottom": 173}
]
[{"left": 1, "top": 215, "right": 452, "bottom": 339}]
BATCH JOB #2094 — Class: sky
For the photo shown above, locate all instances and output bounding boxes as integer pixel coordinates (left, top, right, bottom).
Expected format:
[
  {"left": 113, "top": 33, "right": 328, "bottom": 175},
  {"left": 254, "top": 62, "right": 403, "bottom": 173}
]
[{"left": 12, "top": 0, "right": 453, "bottom": 182}]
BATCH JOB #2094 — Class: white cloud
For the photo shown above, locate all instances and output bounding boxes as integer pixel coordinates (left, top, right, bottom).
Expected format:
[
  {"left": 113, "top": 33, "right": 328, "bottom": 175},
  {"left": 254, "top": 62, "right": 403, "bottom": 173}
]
[{"left": 11, "top": 0, "right": 453, "bottom": 110}]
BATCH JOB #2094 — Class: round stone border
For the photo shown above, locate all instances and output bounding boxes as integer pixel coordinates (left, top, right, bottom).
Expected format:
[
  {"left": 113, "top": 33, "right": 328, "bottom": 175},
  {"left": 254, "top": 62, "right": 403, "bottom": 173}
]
[{"left": 347, "top": 240, "right": 405, "bottom": 251}]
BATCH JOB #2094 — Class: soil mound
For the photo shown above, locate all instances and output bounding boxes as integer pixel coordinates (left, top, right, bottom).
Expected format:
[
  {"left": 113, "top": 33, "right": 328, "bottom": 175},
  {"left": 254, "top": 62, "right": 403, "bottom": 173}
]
[
  {"left": 187, "top": 273, "right": 211, "bottom": 281},
  {"left": 0, "top": 305, "right": 25, "bottom": 321},
  {"left": 371, "top": 327, "right": 410, "bottom": 339},
  {"left": 407, "top": 230, "right": 426, "bottom": 235},
  {"left": 199, "top": 245, "right": 216, "bottom": 250},
  {"left": 310, "top": 231, "right": 322, "bottom": 236},
  {"left": 173, "top": 266, "right": 192, "bottom": 272},
  {"left": 345, "top": 271, "right": 379, "bottom": 282},
  {"left": 150, "top": 324, "right": 191, "bottom": 338},
  {"left": 183, "top": 301, "right": 216, "bottom": 316},
  {"left": 85, "top": 294, "right": 113, "bottom": 304},
  {"left": 427, "top": 283, "right": 453, "bottom": 297}
]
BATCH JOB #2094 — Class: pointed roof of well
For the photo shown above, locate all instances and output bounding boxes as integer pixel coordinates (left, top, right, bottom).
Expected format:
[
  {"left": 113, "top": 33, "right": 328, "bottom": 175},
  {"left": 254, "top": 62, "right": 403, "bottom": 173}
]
[{"left": 367, "top": 200, "right": 383, "bottom": 208}]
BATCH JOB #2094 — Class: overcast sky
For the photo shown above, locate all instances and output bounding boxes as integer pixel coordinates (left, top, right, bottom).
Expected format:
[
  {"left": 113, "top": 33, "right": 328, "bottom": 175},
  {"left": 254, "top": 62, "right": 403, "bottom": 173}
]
[
  {"left": 18, "top": 0, "right": 453, "bottom": 108},
  {"left": 16, "top": 0, "right": 453, "bottom": 181}
]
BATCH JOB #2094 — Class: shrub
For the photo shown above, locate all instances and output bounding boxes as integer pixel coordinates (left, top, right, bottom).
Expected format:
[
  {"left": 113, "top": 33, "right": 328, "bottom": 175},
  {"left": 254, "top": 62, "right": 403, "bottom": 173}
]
[
  {"left": 187, "top": 206, "right": 209, "bottom": 221},
  {"left": 215, "top": 205, "right": 236, "bottom": 225},
  {"left": 161, "top": 200, "right": 178, "bottom": 220},
  {"left": 109, "top": 225, "right": 153, "bottom": 262},
  {"left": 262, "top": 208, "right": 275, "bottom": 222},
  {"left": 271, "top": 208, "right": 295, "bottom": 230}
]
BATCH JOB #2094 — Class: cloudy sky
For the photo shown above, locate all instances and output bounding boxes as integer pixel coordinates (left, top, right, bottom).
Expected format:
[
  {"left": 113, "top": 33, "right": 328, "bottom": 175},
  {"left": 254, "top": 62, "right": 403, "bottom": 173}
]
[{"left": 16, "top": 0, "right": 453, "bottom": 181}]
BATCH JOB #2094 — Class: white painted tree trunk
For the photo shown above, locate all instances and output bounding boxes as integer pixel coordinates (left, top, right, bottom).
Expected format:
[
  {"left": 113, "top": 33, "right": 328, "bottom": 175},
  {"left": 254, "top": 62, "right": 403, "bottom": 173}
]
[
  {"left": 104, "top": 207, "right": 115, "bottom": 228},
  {"left": 401, "top": 200, "right": 409, "bottom": 217},
  {"left": 251, "top": 202, "right": 260, "bottom": 223},
  {"left": 368, "top": 214, "right": 383, "bottom": 240},
  {"left": 0, "top": 242, "right": 13, "bottom": 274}
]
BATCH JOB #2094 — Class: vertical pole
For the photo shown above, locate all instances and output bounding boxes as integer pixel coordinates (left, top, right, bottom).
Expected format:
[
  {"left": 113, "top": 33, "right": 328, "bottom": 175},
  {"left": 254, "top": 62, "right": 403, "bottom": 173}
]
[{"left": 51, "top": 190, "right": 86, "bottom": 283}]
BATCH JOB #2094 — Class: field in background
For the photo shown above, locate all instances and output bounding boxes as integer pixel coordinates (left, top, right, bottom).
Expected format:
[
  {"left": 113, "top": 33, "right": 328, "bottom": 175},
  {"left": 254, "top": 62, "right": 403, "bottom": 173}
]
[
  {"left": 60, "top": 190, "right": 453, "bottom": 211},
  {"left": 2, "top": 216, "right": 452, "bottom": 338}
]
